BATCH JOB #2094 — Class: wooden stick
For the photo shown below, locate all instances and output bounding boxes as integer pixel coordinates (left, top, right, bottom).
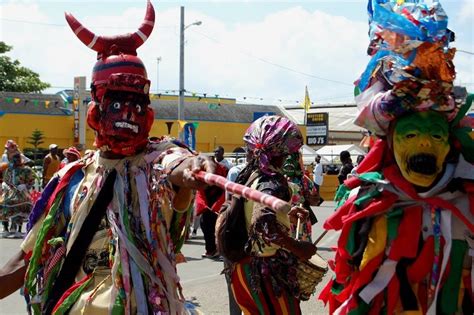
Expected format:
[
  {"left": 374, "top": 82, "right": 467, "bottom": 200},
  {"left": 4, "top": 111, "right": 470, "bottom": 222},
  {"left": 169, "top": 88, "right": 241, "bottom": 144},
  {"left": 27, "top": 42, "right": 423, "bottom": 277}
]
[
  {"left": 295, "top": 217, "right": 301, "bottom": 240},
  {"left": 313, "top": 230, "right": 329, "bottom": 246}
]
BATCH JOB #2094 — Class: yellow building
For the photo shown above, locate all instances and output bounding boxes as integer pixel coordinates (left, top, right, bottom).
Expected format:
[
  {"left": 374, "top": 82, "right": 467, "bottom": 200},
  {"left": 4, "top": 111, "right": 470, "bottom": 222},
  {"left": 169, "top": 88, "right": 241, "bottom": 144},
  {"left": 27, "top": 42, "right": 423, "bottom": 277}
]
[{"left": 0, "top": 91, "right": 302, "bottom": 155}]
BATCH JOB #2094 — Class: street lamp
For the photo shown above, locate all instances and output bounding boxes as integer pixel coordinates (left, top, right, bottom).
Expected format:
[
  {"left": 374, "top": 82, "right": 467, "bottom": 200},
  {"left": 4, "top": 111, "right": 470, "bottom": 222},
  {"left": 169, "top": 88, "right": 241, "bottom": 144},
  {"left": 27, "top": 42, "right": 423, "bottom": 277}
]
[
  {"left": 178, "top": 6, "right": 202, "bottom": 129},
  {"left": 156, "top": 56, "right": 162, "bottom": 93}
]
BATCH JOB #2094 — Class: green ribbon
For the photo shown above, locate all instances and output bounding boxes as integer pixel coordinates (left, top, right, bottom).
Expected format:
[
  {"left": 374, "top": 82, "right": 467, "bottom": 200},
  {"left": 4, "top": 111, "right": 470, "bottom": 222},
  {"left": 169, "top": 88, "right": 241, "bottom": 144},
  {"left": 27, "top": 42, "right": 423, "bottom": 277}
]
[
  {"left": 386, "top": 208, "right": 403, "bottom": 242},
  {"left": 439, "top": 239, "right": 468, "bottom": 314},
  {"left": 24, "top": 193, "right": 65, "bottom": 313}
]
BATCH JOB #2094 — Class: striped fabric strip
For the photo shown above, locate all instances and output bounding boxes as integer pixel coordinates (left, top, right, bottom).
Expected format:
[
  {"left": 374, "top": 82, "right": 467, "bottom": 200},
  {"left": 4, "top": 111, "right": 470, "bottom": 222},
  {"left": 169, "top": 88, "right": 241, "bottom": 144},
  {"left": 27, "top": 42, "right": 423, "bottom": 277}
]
[{"left": 231, "top": 260, "right": 301, "bottom": 315}]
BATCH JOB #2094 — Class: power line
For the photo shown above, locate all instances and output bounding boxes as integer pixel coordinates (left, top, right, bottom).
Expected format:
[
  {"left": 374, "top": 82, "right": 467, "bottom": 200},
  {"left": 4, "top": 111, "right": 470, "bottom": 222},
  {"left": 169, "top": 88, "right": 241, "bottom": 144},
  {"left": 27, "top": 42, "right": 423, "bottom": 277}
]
[
  {"left": 193, "top": 30, "right": 353, "bottom": 86},
  {"left": 458, "top": 49, "right": 474, "bottom": 55},
  {"left": 0, "top": 18, "right": 176, "bottom": 29}
]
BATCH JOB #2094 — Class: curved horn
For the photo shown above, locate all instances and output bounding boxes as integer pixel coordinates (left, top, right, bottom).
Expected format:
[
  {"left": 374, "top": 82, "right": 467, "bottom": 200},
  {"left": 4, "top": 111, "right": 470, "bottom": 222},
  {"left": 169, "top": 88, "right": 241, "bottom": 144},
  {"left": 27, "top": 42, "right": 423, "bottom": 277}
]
[
  {"left": 65, "top": 12, "right": 105, "bottom": 53},
  {"left": 131, "top": 0, "right": 155, "bottom": 49}
]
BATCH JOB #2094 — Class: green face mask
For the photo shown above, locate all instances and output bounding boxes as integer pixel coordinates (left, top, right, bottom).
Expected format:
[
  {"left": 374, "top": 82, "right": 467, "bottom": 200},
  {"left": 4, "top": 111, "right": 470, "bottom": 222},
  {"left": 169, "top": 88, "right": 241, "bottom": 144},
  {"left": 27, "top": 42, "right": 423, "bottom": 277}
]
[{"left": 393, "top": 111, "right": 450, "bottom": 188}]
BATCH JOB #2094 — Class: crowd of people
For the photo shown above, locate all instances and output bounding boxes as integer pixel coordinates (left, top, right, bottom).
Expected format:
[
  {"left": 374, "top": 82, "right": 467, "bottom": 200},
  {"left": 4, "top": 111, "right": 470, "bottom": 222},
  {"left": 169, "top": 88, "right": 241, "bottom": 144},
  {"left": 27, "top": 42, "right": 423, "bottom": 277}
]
[{"left": 0, "top": 0, "right": 472, "bottom": 314}]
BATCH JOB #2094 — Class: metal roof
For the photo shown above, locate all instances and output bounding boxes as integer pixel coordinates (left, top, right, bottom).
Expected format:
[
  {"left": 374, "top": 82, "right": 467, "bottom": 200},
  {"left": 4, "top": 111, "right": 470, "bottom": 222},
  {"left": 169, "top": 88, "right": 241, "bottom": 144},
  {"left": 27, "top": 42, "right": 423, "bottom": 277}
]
[{"left": 281, "top": 105, "right": 364, "bottom": 133}]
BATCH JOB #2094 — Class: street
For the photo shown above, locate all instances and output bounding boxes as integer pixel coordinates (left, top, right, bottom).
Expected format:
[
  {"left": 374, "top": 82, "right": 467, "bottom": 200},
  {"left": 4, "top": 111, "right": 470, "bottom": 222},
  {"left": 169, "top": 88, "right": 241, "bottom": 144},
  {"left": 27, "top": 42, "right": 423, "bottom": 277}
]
[{"left": 0, "top": 202, "right": 338, "bottom": 315}]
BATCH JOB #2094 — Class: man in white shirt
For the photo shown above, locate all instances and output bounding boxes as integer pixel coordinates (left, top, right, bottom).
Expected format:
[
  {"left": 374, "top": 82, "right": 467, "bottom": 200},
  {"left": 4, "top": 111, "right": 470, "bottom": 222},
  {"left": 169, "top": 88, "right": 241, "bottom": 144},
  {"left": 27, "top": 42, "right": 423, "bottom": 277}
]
[{"left": 313, "top": 155, "right": 324, "bottom": 205}]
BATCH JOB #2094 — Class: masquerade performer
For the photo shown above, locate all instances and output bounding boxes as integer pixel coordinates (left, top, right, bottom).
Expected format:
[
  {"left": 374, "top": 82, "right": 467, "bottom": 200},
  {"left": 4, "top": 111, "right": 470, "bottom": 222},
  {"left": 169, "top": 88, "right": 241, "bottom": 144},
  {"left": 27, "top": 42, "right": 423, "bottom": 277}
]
[
  {"left": 42, "top": 144, "right": 60, "bottom": 188},
  {"left": 0, "top": 1, "right": 217, "bottom": 314},
  {"left": 229, "top": 115, "right": 318, "bottom": 315},
  {"left": 0, "top": 153, "right": 35, "bottom": 238},
  {"left": 1, "top": 140, "right": 32, "bottom": 166},
  {"left": 319, "top": 1, "right": 473, "bottom": 314}
]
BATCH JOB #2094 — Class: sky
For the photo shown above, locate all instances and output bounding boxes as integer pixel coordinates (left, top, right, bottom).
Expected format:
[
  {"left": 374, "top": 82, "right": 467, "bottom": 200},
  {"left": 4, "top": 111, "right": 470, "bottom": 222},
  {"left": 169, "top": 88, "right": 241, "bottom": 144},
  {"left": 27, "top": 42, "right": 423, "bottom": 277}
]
[{"left": 1, "top": 0, "right": 473, "bottom": 106}]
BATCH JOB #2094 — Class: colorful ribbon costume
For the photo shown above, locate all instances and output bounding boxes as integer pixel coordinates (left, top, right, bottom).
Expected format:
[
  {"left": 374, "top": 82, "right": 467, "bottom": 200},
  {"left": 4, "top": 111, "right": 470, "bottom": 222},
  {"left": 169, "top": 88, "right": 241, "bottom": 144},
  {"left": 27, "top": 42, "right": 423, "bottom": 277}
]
[
  {"left": 320, "top": 1, "right": 474, "bottom": 314},
  {"left": 20, "top": 2, "right": 198, "bottom": 314}
]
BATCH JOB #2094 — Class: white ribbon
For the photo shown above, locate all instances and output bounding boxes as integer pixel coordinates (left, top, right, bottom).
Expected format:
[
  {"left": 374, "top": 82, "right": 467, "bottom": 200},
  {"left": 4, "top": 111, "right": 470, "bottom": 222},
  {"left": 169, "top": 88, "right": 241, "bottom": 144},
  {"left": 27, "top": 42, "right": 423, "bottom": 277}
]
[{"left": 359, "top": 259, "right": 397, "bottom": 304}]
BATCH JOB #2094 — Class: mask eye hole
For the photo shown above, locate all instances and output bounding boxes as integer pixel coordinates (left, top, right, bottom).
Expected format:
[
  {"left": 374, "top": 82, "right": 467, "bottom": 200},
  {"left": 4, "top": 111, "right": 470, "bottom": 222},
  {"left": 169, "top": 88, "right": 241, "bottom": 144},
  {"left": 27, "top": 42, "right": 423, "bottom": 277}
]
[
  {"left": 406, "top": 133, "right": 416, "bottom": 139},
  {"left": 135, "top": 104, "right": 142, "bottom": 113},
  {"left": 432, "top": 134, "right": 442, "bottom": 140},
  {"left": 111, "top": 102, "right": 121, "bottom": 111}
]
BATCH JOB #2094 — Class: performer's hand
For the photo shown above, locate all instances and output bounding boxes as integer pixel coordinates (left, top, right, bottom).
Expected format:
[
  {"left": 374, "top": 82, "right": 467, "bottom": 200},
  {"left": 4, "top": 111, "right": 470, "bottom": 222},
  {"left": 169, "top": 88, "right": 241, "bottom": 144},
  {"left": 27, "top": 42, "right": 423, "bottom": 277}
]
[
  {"left": 288, "top": 206, "right": 309, "bottom": 225},
  {"left": 293, "top": 240, "right": 317, "bottom": 261},
  {"left": 171, "top": 154, "right": 217, "bottom": 189}
]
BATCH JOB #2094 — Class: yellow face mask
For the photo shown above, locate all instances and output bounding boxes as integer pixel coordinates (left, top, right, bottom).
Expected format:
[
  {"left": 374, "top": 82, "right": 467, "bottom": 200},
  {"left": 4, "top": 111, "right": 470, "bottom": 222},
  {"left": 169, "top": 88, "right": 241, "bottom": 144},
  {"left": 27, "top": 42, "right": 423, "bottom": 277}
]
[{"left": 393, "top": 111, "right": 450, "bottom": 188}]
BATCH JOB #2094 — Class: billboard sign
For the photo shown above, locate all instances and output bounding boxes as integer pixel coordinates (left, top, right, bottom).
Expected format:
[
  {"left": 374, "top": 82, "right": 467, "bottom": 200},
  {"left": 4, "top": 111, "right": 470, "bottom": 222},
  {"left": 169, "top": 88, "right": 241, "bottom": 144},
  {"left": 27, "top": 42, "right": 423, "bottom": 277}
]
[{"left": 306, "top": 112, "right": 328, "bottom": 145}]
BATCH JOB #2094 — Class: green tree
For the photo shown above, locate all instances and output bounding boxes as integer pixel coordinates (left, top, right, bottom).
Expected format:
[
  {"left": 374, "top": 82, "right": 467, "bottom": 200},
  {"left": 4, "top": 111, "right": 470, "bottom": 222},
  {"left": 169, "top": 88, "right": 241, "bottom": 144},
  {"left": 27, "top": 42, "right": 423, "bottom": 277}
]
[
  {"left": 26, "top": 129, "right": 45, "bottom": 164},
  {"left": 0, "top": 41, "right": 50, "bottom": 93}
]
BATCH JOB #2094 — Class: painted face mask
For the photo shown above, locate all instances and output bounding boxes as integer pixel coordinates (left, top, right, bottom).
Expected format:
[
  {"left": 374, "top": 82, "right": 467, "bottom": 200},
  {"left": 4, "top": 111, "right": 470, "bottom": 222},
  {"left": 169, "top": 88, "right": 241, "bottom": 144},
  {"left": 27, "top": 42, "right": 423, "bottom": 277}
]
[
  {"left": 393, "top": 111, "right": 450, "bottom": 188},
  {"left": 66, "top": 1, "right": 155, "bottom": 156},
  {"left": 282, "top": 152, "right": 303, "bottom": 179},
  {"left": 87, "top": 74, "right": 154, "bottom": 156}
]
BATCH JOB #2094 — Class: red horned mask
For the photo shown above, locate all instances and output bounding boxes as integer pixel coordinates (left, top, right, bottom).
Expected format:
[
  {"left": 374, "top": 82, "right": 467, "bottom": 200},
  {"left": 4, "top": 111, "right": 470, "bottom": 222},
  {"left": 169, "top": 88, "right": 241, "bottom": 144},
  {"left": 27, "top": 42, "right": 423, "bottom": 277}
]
[{"left": 66, "top": 0, "right": 155, "bottom": 156}]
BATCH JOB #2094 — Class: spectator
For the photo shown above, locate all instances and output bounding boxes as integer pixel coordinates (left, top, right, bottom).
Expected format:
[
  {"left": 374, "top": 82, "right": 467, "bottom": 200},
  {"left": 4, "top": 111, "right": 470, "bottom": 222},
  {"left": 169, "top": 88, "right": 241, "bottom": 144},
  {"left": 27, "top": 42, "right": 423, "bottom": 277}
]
[
  {"left": 214, "top": 146, "right": 233, "bottom": 170},
  {"left": 1, "top": 140, "right": 31, "bottom": 165},
  {"left": 192, "top": 146, "right": 232, "bottom": 257},
  {"left": 350, "top": 154, "right": 366, "bottom": 177},
  {"left": 59, "top": 146, "right": 81, "bottom": 169},
  {"left": 42, "top": 144, "right": 60, "bottom": 187},
  {"left": 0, "top": 153, "right": 35, "bottom": 238},
  {"left": 195, "top": 163, "right": 228, "bottom": 258},
  {"left": 337, "top": 150, "right": 354, "bottom": 184},
  {"left": 313, "top": 154, "right": 325, "bottom": 205},
  {"left": 225, "top": 148, "right": 252, "bottom": 200}
]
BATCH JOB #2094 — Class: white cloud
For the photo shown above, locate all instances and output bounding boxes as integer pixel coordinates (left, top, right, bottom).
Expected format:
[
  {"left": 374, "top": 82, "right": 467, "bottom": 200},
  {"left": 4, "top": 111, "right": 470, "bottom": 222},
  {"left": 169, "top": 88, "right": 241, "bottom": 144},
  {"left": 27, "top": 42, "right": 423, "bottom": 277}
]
[
  {"left": 1, "top": 1, "right": 471, "bottom": 105},
  {"left": 458, "top": 0, "right": 474, "bottom": 23}
]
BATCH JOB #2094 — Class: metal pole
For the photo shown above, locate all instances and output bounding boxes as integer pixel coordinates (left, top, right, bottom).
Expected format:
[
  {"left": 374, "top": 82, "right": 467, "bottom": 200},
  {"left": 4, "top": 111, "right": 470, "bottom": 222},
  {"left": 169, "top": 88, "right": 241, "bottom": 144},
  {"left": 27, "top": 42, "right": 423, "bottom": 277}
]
[
  {"left": 156, "top": 57, "right": 161, "bottom": 93},
  {"left": 178, "top": 6, "right": 185, "bottom": 124}
]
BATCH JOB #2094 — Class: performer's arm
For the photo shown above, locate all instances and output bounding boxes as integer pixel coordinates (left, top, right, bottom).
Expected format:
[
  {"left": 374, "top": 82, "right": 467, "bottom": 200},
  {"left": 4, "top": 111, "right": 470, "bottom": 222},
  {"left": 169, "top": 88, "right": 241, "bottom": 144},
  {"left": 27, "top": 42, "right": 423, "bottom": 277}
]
[
  {"left": 252, "top": 179, "right": 317, "bottom": 261},
  {"left": 0, "top": 250, "right": 27, "bottom": 299}
]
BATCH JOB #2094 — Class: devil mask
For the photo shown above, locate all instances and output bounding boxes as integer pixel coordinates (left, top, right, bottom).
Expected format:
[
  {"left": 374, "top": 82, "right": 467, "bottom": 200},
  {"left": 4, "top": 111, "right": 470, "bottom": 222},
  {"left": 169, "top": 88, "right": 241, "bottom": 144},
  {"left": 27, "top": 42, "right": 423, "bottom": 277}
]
[
  {"left": 392, "top": 111, "right": 450, "bottom": 188},
  {"left": 66, "top": 1, "right": 155, "bottom": 156}
]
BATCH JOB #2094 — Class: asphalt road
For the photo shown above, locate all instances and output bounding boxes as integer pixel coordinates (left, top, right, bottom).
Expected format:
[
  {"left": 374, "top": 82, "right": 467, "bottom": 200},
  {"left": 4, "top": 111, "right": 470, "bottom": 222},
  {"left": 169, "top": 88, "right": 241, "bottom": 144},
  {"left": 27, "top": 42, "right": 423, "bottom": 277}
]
[{"left": 0, "top": 202, "right": 338, "bottom": 315}]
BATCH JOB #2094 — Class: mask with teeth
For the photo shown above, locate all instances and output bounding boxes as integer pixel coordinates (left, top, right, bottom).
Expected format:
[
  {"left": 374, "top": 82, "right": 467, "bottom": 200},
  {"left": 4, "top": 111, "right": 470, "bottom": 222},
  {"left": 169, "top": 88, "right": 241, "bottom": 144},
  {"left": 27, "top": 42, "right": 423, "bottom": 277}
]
[
  {"left": 88, "top": 87, "right": 154, "bottom": 156},
  {"left": 392, "top": 111, "right": 450, "bottom": 188},
  {"left": 66, "top": 1, "right": 155, "bottom": 156}
]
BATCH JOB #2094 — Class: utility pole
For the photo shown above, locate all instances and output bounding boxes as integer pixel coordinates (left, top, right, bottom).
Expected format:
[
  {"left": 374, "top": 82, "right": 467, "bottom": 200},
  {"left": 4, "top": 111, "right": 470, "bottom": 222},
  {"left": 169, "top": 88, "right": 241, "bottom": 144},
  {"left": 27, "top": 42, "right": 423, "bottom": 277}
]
[
  {"left": 177, "top": 6, "right": 202, "bottom": 138},
  {"left": 156, "top": 56, "right": 162, "bottom": 93},
  {"left": 178, "top": 6, "right": 185, "bottom": 124}
]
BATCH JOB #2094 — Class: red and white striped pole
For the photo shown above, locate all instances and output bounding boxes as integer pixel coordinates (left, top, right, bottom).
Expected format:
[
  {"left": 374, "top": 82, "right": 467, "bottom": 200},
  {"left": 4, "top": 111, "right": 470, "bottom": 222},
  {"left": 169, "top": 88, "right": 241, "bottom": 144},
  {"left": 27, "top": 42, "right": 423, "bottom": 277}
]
[{"left": 195, "top": 171, "right": 290, "bottom": 213}]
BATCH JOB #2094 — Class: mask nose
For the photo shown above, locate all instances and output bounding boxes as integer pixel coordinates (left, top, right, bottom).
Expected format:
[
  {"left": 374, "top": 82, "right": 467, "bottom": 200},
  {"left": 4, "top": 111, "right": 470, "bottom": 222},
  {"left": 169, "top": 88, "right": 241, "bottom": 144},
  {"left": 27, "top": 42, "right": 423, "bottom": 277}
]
[
  {"left": 418, "top": 135, "right": 432, "bottom": 148},
  {"left": 125, "top": 102, "right": 134, "bottom": 120}
]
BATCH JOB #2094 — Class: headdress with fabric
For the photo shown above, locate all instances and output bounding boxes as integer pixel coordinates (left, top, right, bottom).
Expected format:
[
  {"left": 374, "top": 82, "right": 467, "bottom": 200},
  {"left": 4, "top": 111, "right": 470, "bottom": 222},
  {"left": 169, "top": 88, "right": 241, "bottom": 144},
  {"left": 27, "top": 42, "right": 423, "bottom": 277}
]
[
  {"left": 243, "top": 115, "right": 303, "bottom": 175},
  {"left": 353, "top": 0, "right": 473, "bottom": 161},
  {"left": 319, "top": 1, "right": 474, "bottom": 314},
  {"left": 4, "top": 140, "right": 18, "bottom": 150},
  {"left": 63, "top": 147, "right": 81, "bottom": 160},
  {"left": 65, "top": 0, "right": 155, "bottom": 156}
]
